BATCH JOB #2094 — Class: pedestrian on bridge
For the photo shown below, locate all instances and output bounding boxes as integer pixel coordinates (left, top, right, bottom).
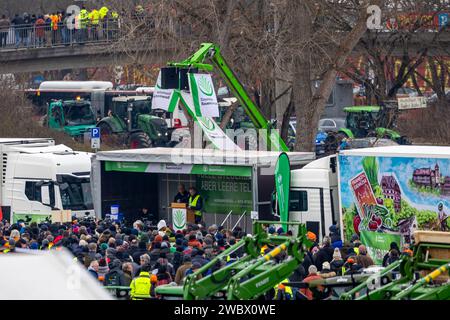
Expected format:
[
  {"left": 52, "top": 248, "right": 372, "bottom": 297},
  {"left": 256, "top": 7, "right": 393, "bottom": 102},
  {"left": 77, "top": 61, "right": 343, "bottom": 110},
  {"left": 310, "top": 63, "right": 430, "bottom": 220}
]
[
  {"left": 11, "top": 14, "right": 24, "bottom": 47},
  {"left": 0, "top": 15, "right": 9, "bottom": 47},
  {"left": 35, "top": 16, "right": 45, "bottom": 47}
]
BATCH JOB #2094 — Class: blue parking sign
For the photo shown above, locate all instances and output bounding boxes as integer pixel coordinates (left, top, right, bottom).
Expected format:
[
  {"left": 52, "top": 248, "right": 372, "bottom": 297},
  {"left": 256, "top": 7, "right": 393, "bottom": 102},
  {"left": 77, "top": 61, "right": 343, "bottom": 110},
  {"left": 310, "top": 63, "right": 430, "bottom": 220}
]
[{"left": 91, "top": 127, "right": 100, "bottom": 139}]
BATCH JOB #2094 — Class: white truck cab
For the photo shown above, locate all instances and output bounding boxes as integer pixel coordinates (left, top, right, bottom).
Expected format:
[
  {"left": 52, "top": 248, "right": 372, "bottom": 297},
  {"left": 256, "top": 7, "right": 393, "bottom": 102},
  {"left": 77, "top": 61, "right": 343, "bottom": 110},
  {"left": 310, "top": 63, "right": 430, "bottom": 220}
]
[
  {"left": 289, "top": 155, "right": 340, "bottom": 239},
  {"left": 0, "top": 138, "right": 94, "bottom": 223}
]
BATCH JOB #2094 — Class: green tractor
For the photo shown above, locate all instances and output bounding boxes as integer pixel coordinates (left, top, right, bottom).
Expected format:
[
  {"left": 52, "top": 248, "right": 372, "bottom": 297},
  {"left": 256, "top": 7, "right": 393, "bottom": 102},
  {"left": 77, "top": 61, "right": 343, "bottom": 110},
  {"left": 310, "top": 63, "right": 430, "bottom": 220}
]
[
  {"left": 97, "top": 96, "right": 170, "bottom": 149},
  {"left": 45, "top": 99, "right": 97, "bottom": 141},
  {"left": 327, "top": 104, "right": 410, "bottom": 150}
]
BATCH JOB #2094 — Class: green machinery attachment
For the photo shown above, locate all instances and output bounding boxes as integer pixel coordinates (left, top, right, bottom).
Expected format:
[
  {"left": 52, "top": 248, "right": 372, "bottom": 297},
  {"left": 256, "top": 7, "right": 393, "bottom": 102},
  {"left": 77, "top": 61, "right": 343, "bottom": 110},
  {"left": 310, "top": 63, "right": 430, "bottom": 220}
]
[
  {"left": 169, "top": 43, "right": 288, "bottom": 152},
  {"left": 339, "top": 236, "right": 450, "bottom": 300},
  {"left": 156, "top": 221, "right": 312, "bottom": 300}
]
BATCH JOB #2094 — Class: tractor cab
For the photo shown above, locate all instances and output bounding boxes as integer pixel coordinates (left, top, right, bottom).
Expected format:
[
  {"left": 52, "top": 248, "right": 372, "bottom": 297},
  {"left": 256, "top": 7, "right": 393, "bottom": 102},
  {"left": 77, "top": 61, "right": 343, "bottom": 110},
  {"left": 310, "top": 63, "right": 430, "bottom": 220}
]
[
  {"left": 97, "top": 96, "right": 170, "bottom": 148},
  {"left": 47, "top": 99, "right": 96, "bottom": 139},
  {"left": 342, "top": 106, "right": 381, "bottom": 138}
]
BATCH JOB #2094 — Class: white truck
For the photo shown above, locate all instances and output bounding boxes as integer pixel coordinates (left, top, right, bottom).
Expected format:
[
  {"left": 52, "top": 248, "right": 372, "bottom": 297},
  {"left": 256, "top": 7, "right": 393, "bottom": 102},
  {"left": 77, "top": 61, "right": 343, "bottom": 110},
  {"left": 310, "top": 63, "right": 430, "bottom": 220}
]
[
  {"left": 0, "top": 138, "right": 94, "bottom": 223},
  {"left": 287, "top": 145, "right": 450, "bottom": 264}
]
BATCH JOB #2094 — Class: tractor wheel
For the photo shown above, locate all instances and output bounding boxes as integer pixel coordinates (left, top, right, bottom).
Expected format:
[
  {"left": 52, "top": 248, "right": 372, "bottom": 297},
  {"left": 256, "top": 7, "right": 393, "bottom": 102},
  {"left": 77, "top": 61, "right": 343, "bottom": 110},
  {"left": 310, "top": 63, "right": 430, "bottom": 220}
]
[{"left": 129, "top": 132, "right": 152, "bottom": 149}]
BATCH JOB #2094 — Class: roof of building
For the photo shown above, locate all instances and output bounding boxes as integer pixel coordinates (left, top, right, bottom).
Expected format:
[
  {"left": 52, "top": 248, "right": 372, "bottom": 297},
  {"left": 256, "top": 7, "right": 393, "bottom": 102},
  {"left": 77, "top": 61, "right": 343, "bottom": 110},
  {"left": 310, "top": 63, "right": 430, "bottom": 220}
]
[{"left": 94, "top": 147, "right": 315, "bottom": 167}]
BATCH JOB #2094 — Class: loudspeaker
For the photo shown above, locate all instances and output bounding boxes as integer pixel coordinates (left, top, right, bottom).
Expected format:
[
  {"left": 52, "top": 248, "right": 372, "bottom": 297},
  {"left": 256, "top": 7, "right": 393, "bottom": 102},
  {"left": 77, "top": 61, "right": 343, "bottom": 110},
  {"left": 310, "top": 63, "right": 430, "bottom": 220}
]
[
  {"left": 178, "top": 67, "right": 198, "bottom": 90},
  {"left": 160, "top": 67, "right": 178, "bottom": 89}
]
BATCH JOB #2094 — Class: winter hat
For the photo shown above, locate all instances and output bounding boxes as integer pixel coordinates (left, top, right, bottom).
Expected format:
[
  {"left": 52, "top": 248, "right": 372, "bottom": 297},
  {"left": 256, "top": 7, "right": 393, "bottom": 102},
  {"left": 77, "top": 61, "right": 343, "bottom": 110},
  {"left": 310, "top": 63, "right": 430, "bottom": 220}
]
[
  {"left": 322, "top": 261, "right": 331, "bottom": 271},
  {"left": 154, "top": 235, "right": 163, "bottom": 243},
  {"left": 308, "top": 265, "right": 318, "bottom": 275},
  {"left": 333, "top": 248, "right": 342, "bottom": 260},
  {"left": 351, "top": 234, "right": 359, "bottom": 242},
  {"left": 329, "top": 225, "right": 338, "bottom": 234},
  {"left": 268, "top": 226, "right": 276, "bottom": 234},
  {"left": 79, "top": 239, "right": 88, "bottom": 247},
  {"left": 276, "top": 227, "right": 284, "bottom": 235},
  {"left": 30, "top": 242, "right": 39, "bottom": 250},
  {"left": 100, "top": 243, "right": 109, "bottom": 251}
]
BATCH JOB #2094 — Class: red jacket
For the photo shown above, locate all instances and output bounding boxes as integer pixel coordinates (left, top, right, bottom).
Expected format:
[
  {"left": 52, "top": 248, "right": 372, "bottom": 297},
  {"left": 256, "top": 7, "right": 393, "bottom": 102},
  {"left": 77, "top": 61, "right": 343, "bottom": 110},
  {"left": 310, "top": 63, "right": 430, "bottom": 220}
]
[{"left": 300, "top": 274, "right": 323, "bottom": 300}]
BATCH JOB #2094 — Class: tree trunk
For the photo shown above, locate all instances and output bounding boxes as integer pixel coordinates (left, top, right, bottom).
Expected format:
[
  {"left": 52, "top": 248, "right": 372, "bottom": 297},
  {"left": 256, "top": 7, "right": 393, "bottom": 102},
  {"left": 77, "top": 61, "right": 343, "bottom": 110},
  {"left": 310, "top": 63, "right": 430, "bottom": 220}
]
[{"left": 292, "top": 1, "right": 377, "bottom": 151}]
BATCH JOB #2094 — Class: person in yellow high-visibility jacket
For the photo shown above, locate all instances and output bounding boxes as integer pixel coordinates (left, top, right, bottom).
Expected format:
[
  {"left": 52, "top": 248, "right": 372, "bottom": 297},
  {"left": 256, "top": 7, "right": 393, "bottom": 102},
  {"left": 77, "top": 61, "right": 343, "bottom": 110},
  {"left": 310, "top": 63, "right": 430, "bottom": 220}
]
[
  {"left": 188, "top": 186, "right": 204, "bottom": 224},
  {"left": 99, "top": 6, "right": 109, "bottom": 20},
  {"left": 273, "top": 279, "right": 293, "bottom": 300},
  {"left": 129, "top": 265, "right": 157, "bottom": 300},
  {"left": 89, "top": 9, "right": 100, "bottom": 40},
  {"left": 98, "top": 6, "right": 109, "bottom": 39},
  {"left": 78, "top": 7, "right": 89, "bottom": 43}
]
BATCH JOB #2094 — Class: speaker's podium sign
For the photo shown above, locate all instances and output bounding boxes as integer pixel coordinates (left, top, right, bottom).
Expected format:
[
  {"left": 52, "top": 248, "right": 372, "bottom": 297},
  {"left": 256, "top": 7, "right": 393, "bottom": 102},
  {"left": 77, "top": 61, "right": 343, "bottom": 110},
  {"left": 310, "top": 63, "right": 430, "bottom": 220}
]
[{"left": 171, "top": 203, "right": 188, "bottom": 231}]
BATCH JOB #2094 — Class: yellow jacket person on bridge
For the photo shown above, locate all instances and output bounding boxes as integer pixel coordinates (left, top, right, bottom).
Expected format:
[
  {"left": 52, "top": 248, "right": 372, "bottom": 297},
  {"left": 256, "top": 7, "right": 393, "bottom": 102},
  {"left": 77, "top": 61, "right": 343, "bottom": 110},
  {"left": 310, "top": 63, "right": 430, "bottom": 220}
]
[
  {"left": 99, "top": 7, "right": 109, "bottom": 20},
  {"left": 79, "top": 8, "right": 89, "bottom": 29},
  {"left": 89, "top": 9, "right": 100, "bottom": 25}
]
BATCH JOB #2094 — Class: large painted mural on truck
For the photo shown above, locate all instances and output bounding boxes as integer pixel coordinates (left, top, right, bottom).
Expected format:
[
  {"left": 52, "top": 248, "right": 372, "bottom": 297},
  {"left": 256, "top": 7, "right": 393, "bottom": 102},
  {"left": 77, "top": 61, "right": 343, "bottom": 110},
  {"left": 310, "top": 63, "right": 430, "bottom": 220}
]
[{"left": 339, "top": 155, "right": 450, "bottom": 263}]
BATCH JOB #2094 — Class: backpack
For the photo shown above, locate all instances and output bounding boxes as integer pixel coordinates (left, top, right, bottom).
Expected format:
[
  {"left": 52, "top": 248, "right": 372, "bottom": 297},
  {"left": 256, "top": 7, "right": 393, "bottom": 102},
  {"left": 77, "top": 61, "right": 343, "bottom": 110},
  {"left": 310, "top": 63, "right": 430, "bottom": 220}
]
[{"left": 104, "top": 270, "right": 122, "bottom": 287}]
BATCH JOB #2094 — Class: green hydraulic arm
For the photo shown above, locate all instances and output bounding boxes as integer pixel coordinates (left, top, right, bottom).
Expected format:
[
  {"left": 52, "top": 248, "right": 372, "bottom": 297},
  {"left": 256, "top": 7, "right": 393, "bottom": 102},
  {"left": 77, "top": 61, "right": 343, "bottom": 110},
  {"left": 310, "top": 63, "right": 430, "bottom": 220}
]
[
  {"left": 392, "top": 262, "right": 450, "bottom": 300},
  {"left": 340, "top": 240, "right": 450, "bottom": 300},
  {"left": 156, "top": 221, "right": 311, "bottom": 300},
  {"left": 169, "top": 43, "right": 289, "bottom": 152}
]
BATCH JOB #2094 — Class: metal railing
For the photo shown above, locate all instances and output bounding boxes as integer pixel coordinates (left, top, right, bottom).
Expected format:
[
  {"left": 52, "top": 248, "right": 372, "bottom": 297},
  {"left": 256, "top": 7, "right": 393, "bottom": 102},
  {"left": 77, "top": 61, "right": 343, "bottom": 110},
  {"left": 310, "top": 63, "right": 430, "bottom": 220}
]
[{"left": 0, "top": 20, "right": 120, "bottom": 50}]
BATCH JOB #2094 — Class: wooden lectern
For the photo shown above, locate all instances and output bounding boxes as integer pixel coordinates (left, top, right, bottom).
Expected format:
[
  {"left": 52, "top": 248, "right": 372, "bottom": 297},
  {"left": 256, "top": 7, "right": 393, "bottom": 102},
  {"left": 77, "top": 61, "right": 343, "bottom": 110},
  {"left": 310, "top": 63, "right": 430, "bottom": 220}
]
[{"left": 171, "top": 203, "right": 195, "bottom": 224}]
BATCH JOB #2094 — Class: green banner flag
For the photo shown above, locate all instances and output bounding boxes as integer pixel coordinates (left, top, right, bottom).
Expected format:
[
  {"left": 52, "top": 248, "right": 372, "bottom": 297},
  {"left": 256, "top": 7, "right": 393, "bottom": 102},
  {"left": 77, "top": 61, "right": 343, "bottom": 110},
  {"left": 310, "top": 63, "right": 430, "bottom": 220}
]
[
  {"left": 360, "top": 231, "right": 401, "bottom": 265},
  {"left": 275, "top": 153, "right": 290, "bottom": 231},
  {"left": 188, "top": 73, "right": 219, "bottom": 117}
]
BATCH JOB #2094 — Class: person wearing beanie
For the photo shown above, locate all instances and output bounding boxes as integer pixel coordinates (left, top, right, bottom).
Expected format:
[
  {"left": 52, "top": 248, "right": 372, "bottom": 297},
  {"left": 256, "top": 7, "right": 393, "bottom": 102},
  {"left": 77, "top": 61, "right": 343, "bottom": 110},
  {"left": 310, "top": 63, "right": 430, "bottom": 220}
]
[
  {"left": 100, "top": 242, "right": 109, "bottom": 252},
  {"left": 314, "top": 236, "right": 334, "bottom": 271},
  {"left": 299, "top": 265, "right": 323, "bottom": 300},
  {"left": 330, "top": 247, "right": 345, "bottom": 275},
  {"left": 318, "top": 261, "right": 336, "bottom": 279},
  {"left": 30, "top": 241, "right": 39, "bottom": 250},
  {"left": 97, "top": 258, "right": 110, "bottom": 281}
]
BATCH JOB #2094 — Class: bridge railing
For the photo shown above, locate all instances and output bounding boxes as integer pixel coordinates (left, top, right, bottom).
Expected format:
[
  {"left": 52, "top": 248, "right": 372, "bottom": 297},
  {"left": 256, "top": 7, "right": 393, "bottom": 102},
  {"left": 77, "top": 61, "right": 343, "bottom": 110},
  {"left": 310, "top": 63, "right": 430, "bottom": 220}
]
[{"left": 0, "top": 20, "right": 121, "bottom": 49}]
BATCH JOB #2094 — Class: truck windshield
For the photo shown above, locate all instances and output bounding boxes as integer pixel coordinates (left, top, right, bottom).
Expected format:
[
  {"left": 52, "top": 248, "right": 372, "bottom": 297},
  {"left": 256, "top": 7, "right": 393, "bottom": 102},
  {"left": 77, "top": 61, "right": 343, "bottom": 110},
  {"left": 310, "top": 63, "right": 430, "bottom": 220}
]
[
  {"left": 65, "top": 103, "right": 96, "bottom": 126},
  {"left": 58, "top": 175, "right": 93, "bottom": 211}
]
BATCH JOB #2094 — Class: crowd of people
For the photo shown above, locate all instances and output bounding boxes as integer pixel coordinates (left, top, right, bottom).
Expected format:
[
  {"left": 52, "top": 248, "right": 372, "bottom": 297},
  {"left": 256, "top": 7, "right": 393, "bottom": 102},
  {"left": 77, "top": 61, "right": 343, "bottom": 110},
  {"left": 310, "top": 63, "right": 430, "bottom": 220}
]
[
  {"left": 0, "top": 6, "right": 119, "bottom": 48},
  {"left": 0, "top": 215, "right": 414, "bottom": 300}
]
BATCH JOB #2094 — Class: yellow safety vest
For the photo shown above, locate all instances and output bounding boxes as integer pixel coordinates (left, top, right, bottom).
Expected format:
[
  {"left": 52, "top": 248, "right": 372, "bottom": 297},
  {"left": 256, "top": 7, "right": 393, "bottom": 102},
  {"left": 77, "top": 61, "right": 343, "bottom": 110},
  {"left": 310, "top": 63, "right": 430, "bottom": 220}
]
[
  {"left": 99, "top": 7, "right": 109, "bottom": 19},
  {"left": 189, "top": 195, "right": 202, "bottom": 216},
  {"left": 274, "top": 279, "right": 293, "bottom": 300},
  {"left": 130, "top": 272, "right": 152, "bottom": 300},
  {"left": 79, "top": 9, "right": 89, "bottom": 28},
  {"left": 90, "top": 10, "right": 100, "bottom": 25}
]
